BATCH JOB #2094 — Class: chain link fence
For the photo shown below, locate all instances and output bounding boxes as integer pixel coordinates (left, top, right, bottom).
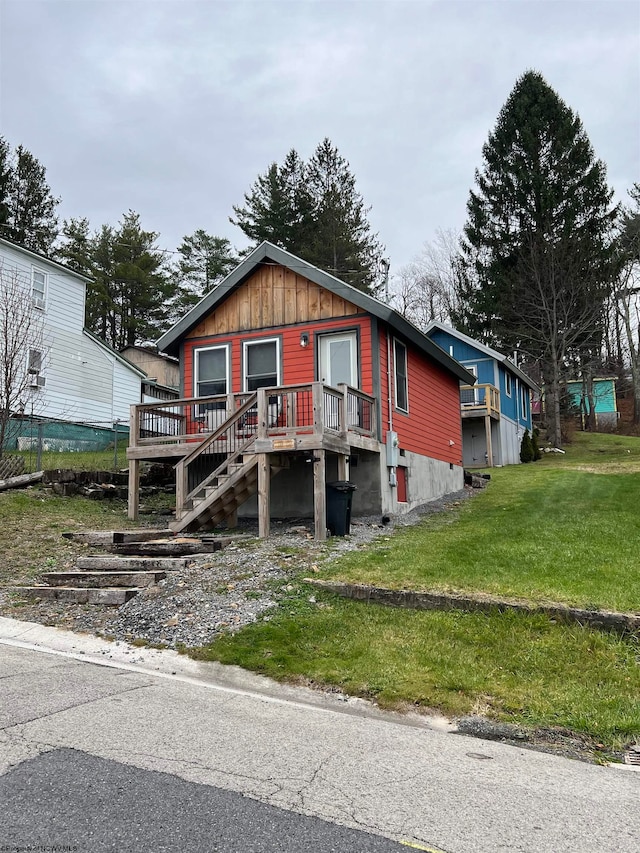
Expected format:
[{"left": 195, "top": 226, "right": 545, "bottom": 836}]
[{"left": 1, "top": 416, "right": 130, "bottom": 475}]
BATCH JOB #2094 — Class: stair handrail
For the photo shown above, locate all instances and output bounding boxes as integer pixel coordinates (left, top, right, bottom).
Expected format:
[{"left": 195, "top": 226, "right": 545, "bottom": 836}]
[
  {"left": 184, "top": 433, "right": 256, "bottom": 505},
  {"left": 175, "top": 393, "right": 257, "bottom": 516}
]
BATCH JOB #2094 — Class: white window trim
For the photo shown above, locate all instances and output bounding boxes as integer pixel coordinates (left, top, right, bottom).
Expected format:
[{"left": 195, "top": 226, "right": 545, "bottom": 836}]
[
  {"left": 242, "top": 337, "right": 281, "bottom": 392},
  {"left": 505, "top": 372, "right": 512, "bottom": 397},
  {"left": 194, "top": 344, "right": 230, "bottom": 399},
  {"left": 31, "top": 267, "right": 47, "bottom": 310},
  {"left": 521, "top": 384, "right": 529, "bottom": 417},
  {"left": 26, "top": 347, "right": 46, "bottom": 390},
  {"left": 393, "top": 338, "right": 409, "bottom": 413}
]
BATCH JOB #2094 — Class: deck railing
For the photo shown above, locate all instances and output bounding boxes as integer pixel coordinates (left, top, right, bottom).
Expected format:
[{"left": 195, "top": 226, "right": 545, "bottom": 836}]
[
  {"left": 460, "top": 383, "right": 500, "bottom": 418},
  {"left": 130, "top": 383, "right": 377, "bottom": 450}
]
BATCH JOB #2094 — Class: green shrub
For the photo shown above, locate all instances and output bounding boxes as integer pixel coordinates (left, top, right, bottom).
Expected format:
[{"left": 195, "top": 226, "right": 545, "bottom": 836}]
[
  {"left": 532, "top": 427, "right": 542, "bottom": 461},
  {"left": 520, "top": 429, "right": 534, "bottom": 463}
]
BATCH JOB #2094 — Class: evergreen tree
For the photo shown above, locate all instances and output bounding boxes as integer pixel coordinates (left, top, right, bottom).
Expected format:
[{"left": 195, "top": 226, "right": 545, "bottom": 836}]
[
  {"left": 171, "top": 230, "right": 238, "bottom": 315},
  {"left": 0, "top": 138, "right": 12, "bottom": 229},
  {"left": 231, "top": 139, "right": 384, "bottom": 292},
  {"left": 304, "top": 138, "right": 384, "bottom": 291},
  {"left": 456, "top": 72, "right": 616, "bottom": 447},
  {"left": 520, "top": 429, "right": 534, "bottom": 463},
  {"left": 231, "top": 149, "right": 313, "bottom": 254},
  {"left": 111, "top": 212, "right": 172, "bottom": 347},
  {"left": 532, "top": 427, "right": 542, "bottom": 461},
  {"left": 57, "top": 212, "right": 174, "bottom": 348},
  {"left": 0, "top": 140, "right": 59, "bottom": 253}
]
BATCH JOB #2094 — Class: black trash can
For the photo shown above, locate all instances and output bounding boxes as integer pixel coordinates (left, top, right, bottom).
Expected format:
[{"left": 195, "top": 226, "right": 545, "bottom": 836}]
[{"left": 326, "top": 481, "right": 357, "bottom": 536}]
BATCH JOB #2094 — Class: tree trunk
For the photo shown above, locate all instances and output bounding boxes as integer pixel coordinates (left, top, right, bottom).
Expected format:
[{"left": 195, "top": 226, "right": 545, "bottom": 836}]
[
  {"left": 545, "top": 360, "right": 563, "bottom": 448},
  {"left": 583, "top": 369, "right": 596, "bottom": 432},
  {"left": 630, "top": 356, "right": 640, "bottom": 425}
]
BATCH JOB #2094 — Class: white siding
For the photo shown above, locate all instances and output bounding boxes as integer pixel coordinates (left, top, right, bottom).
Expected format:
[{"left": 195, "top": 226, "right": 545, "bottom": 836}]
[{"left": 0, "top": 241, "right": 143, "bottom": 429}]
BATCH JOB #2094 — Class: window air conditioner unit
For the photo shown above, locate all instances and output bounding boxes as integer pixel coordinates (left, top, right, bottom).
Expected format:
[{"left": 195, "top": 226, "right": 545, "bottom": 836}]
[
  {"left": 29, "top": 374, "right": 46, "bottom": 389},
  {"left": 33, "top": 297, "right": 45, "bottom": 310}
]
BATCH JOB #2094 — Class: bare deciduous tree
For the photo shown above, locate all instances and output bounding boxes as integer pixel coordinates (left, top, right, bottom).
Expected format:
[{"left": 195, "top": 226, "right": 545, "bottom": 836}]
[
  {"left": 391, "top": 230, "right": 463, "bottom": 330},
  {"left": 0, "top": 262, "right": 46, "bottom": 458},
  {"left": 614, "top": 184, "right": 640, "bottom": 423}
]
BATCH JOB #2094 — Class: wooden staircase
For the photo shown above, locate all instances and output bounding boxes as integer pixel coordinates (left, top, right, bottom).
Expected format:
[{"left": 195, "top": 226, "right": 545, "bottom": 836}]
[
  {"left": 171, "top": 454, "right": 260, "bottom": 533},
  {"left": 170, "top": 392, "right": 285, "bottom": 534}
]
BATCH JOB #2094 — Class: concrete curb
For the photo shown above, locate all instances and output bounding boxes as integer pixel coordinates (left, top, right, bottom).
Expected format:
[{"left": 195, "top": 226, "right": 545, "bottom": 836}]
[{"left": 304, "top": 579, "right": 640, "bottom": 634}]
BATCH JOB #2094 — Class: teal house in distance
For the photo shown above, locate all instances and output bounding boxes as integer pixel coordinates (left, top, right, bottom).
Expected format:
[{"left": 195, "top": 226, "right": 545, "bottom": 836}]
[
  {"left": 426, "top": 321, "right": 539, "bottom": 467},
  {"left": 565, "top": 377, "right": 618, "bottom": 430}
]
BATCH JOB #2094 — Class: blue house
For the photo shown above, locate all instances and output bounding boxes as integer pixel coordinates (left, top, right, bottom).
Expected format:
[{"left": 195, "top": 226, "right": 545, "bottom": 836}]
[{"left": 426, "top": 322, "right": 539, "bottom": 467}]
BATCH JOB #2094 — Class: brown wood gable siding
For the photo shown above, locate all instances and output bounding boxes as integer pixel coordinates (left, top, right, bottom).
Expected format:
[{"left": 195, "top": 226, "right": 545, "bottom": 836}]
[{"left": 185, "top": 264, "right": 360, "bottom": 339}]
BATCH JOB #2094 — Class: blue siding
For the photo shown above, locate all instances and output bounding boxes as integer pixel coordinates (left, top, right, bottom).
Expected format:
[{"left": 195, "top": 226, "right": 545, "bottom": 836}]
[
  {"left": 429, "top": 330, "right": 495, "bottom": 384},
  {"left": 430, "top": 328, "right": 532, "bottom": 430},
  {"left": 498, "top": 365, "right": 517, "bottom": 420}
]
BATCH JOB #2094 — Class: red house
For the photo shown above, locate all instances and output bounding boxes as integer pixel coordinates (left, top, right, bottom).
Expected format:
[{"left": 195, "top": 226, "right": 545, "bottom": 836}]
[{"left": 126, "top": 243, "right": 474, "bottom": 539}]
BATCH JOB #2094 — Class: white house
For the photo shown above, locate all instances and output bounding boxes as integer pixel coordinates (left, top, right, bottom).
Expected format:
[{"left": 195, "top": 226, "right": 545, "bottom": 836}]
[{"left": 0, "top": 237, "right": 146, "bottom": 450}]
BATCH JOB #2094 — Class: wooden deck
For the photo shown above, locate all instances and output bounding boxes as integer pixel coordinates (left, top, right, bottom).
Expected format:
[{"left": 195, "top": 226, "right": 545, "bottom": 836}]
[
  {"left": 126, "top": 382, "right": 380, "bottom": 539},
  {"left": 460, "top": 383, "right": 500, "bottom": 420}
]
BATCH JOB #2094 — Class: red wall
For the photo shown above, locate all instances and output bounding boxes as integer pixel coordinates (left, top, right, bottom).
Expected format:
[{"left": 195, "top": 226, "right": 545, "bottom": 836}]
[
  {"left": 183, "top": 315, "right": 373, "bottom": 396},
  {"left": 378, "top": 328, "right": 463, "bottom": 466},
  {"left": 182, "top": 315, "right": 462, "bottom": 466}
]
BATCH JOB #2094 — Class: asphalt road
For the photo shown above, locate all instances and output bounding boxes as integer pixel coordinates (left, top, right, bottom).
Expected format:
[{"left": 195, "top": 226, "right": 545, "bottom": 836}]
[{"left": 0, "top": 617, "right": 638, "bottom": 853}]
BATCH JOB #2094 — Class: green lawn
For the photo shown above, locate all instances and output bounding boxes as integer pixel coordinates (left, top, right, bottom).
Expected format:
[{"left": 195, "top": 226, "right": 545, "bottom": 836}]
[
  {"left": 192, "top": 589, "right": 640, "bottom": 752},
  {"left": 0, "top": 488, "right": 140, "bottom": 585},
  {"left": 14, "top": 441, "right": 129, "bottom": 474},
  {"left": 317, "top": 434, "right": 640, "bottom": 613},
  {"left": 191, "top": 432, "right": 640, "bottom": 754}
]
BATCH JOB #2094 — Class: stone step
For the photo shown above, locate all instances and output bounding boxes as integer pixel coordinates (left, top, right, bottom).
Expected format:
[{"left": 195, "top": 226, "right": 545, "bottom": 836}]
[
  {"left": 13, "top": 586, "right": 139, "bottom": 606},
  {"left": 40, "top": 571, "right": 166, "bottom": 588},
  {"left": 62, "top": 529, "right": 173, "bottom": 546},
  {"left": 75, "top": 556, "right": 189, "bottom": 572}
]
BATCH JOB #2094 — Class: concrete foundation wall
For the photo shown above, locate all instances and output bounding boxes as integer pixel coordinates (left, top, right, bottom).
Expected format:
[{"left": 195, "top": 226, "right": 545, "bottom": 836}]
[
  {"left": 380, "top": 450, "right": 463, "bottom": 516},
  {"left": 238, "top": 446, "right": 462, "bottom": 522}
]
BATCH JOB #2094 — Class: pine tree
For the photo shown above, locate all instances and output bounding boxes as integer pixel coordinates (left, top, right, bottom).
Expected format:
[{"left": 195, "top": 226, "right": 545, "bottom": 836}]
[
  {"left": 0, "top": 141, "right": 59, "bottom": 253},
  {"left": 456, "top": 72, "right": 616, "bottom": 447},
  {"left": 57, "top": 212, "right": 175, "bottom": 348},
  {"left": 171, "top": 230, "right": 238, "bottom": 315},
  {"left": 231, "top": 140, "right": 384, "bottom": 292},
  {"left": 0, "top": 138, "right": 12, "bottom": 230},
  {"left": 111, "top": 212, "right": 172, "bottom": 348},
  {"left": 304, "top": 139, "right": 384, "bottom": 291}
]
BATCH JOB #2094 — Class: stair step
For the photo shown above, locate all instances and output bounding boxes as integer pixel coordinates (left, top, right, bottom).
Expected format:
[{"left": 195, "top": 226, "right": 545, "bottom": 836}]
[
  {"left": 75, "top": 556, "right": 189, "bottom": 572},
  {"left": 109, "top": 539, "right": 223, "bottom": 556},
  {"left": 62, "top": 529, "right": 173, "bottom": 545},
  {"left": 13, "top": 586, "right": 139, "bottom": 606},
  {"left": 40, "top": 571, "right": 165, "bottom": 588}
]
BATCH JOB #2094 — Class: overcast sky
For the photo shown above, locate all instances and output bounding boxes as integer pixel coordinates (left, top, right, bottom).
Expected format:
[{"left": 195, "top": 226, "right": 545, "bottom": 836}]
[{"left": 1, "top": 0, "right": 638, "bottom": 279}]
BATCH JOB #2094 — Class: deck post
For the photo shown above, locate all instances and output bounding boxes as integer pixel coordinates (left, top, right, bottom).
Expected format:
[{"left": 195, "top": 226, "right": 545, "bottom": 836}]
[
  {"left": 258, "top": 453, "right": 270, "bottom": 538},
  {"left": 337, "top": 383, "right": 349, "bottom": 438},
  {"left": 127, "top": 458, "right": 140, "bottom": 521},
  {"left": 484, "top": 414, "right": 493, "bottom": 467},
  {"left": 337, "top": 452, "right": 348, "bottom": 481},
  {"left": 175, "top": 460, "right": 186, "bottom": 521},
  {"left": 257, "top": 389, "right": 268, "bottom": 440},
  {"left": 313, "top": 448, "right": 327, "bottom": 541},
  {"left": 312, "top": 382, "right": 324, "bottom": 436}
]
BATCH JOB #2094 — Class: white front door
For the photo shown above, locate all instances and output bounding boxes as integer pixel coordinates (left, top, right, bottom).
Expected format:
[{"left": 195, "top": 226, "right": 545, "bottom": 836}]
[
  {"left": 319, "top": 332, "right": 359, "bottom": 429},
  {"left": 319, "top": 332, "right": 358, "bottom": 388}
]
